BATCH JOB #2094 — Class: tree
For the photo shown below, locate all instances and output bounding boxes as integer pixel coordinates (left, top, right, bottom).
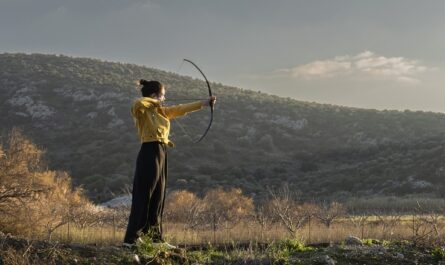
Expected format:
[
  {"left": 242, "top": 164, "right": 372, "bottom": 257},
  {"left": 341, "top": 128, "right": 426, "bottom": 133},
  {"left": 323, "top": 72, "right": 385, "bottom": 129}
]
[
  {"left": 33, "top": 171, "right": 84, "bottom": 239},
  {"left": 314, "top": 201, "right": 346, "bottom": 229},
  {"left": 348, "top": 208, "right": 371, "bottom": 239},
  {"left": 0, "top": 128, "right": 93, "bottom": 238},
  {"left": 253, "top": 199, "right": 278, "bottom": 241},
  {"left": 0, "top": 128, "right": 47, "bottom": 235},
  {"left": 202, "top": 188, "right": 254, "bottom": 241},
  {"left": 413, "top": 201, "right": 445, "bottom": 245},
  {"left": 269, "top": 185, "right": 309, "bottom": 238},
  {"left": 165, "top": 190, "right": 205, "bottom": 230},
  {"left": 373, "top": 210, "right": 402, "bottom": 240}
]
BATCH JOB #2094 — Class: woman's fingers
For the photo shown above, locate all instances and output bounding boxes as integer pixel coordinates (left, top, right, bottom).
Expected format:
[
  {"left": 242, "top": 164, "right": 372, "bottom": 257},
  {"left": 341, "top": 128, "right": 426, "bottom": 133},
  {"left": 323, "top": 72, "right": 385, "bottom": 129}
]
[{"left": 202, "top": 96, "right": 216, "bottom": 107}]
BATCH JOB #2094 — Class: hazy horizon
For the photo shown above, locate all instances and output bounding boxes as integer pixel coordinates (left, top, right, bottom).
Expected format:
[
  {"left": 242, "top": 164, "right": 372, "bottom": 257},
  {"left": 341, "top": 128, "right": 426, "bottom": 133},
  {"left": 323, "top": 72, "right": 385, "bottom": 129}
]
[{"left": 2, "top": 1, "right": 445, "bottom": 112}]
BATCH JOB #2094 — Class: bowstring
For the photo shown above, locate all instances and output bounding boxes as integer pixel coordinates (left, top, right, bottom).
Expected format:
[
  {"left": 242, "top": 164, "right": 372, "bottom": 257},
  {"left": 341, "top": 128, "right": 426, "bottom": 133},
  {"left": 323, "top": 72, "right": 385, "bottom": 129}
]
[
  {"left": 170, "top": 59, "right": 198, "bottom": 143},
  {"left": 176, "top": 60, "right": 185, "bottom": 74},
  {"left": 171, "top": 116, "right": 195, "bottom": 143}
]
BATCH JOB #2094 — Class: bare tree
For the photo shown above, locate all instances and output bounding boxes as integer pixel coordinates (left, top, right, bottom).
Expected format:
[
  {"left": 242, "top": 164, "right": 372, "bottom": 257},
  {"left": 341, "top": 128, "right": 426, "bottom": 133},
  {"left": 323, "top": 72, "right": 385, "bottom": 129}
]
[
  {"left": 202, "top": 188, "right": 254, "bottom": 229},
  {"left": 0, "top": 129, "right": 97, "bottom": 239},
  {"left": 201, "top": 188, "right": 254, "bottom": 242},
  {"left": 413, "top": 201, "right": 445, "bottom": 245},
  {"left": 0, "top": 129, "right": 48, "bottom": 235},
  {"left": 347, "top": 209, "right": 370, "bottom": 239},
  {"left": 269, "top": 184, "right": 309, "bottom": 237},
  {"left": 165, "top": 190, "right": 206, "bottom": 230},
  {"left": 253, "top": 200, "right": 278, "bottom": 241},
  {"left": 373, "top": 210, "right": 402, "bottom": 240},
  {"left": 0, "top": 129, "right": 46, "bottom": 214},
  {"left": 71, "top": 200, "right": 111, "bottom": 229},
  {"left": 314, "top": 201, "right": 346, "bottom": 229},
  {"left": 111, "top": 206, "right": 130, "bottom": 230},
  {"left": 33, "top": 171, "right": 86, "bottom": 240},
  {"left": 420, "top": 212, "right": 444, "bottom": 239}
]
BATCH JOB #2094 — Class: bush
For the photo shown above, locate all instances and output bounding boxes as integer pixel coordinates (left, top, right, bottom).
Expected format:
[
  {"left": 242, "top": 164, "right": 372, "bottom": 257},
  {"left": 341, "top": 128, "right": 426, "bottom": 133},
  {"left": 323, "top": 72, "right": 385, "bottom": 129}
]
[
  {"left": 432, "top": 246, "right": 445, "bottom": 261},
  {"left": 0, "top": 128, "right": 94, "bottom": 238},
  {"left": 266, "top": 238, "right": 315, "bottom": 265}
]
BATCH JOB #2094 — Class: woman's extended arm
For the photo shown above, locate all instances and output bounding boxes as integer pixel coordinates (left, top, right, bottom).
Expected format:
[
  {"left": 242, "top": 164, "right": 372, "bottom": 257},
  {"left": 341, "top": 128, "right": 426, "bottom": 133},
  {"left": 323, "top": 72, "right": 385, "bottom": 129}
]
[{"left": 163, "top": 96, "right": 216, "bottom": 119}]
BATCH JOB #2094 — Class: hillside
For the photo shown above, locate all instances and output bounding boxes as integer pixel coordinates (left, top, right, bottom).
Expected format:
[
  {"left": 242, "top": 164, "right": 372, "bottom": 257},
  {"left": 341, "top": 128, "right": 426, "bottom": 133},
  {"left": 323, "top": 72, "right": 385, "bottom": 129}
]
[{"left": 2, "top": 53, "right": 445, "bottom": 202}]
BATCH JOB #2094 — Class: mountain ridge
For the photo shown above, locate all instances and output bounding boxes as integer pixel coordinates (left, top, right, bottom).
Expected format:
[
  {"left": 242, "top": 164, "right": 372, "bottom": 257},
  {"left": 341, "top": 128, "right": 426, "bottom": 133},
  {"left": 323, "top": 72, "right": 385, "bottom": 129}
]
[{"left": 2, "top": 52, "right": 445, "bottom": 202}]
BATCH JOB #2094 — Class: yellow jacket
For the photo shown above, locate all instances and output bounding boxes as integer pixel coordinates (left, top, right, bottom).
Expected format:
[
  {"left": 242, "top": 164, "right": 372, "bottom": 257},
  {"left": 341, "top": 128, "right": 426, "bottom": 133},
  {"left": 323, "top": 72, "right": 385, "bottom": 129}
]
[{"left": 131, "top": 97, "right": 203, "bottom": 146}]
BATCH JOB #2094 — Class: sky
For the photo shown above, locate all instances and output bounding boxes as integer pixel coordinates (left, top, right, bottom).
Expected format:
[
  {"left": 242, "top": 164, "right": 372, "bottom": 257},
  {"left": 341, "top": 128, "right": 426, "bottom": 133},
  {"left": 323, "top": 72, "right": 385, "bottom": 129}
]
[{"left": 2, "top": 0, "right": 445, "bottom": 112}]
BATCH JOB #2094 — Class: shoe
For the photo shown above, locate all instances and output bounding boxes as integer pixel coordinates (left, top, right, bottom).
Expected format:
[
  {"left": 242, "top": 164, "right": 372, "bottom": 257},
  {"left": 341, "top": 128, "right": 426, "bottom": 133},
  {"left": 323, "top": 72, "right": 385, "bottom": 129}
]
[
  {"left": 122, "top": 242, "right": 136, "bottom": 249},
  {"left": 152, "top": 241, "right": 177, "bottom": 250},
  {"left": 122, "top": 237, "right": 143, "bottom": 248}
]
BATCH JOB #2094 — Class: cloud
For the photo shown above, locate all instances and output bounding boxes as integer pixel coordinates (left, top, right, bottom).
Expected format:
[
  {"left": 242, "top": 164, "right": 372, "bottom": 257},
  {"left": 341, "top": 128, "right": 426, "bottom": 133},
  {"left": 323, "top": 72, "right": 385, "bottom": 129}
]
[{"left": 276, "top": 51, "right": 430, "bottom": 84}]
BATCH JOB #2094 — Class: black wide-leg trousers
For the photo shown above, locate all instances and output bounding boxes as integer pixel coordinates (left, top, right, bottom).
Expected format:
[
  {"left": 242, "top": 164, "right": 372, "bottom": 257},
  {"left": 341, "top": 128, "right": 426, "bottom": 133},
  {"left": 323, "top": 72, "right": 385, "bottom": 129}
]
[{"left": 124, "top": 141, "right": 167, "bottom": 244}]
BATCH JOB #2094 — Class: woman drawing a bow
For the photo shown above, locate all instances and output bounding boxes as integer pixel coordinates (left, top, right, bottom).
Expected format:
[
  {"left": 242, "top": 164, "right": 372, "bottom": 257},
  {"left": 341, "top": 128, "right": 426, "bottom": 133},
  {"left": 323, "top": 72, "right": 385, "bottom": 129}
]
[{"left": 123, "top": 78, "right": 216, "bottom": 249}]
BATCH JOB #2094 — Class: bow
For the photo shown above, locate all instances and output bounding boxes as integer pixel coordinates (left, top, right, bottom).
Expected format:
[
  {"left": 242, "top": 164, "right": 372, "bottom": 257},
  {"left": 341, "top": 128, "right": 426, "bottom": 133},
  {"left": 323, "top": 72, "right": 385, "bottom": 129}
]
[{"left": 182, "top": 59, "right": 214, "bottom": 143}]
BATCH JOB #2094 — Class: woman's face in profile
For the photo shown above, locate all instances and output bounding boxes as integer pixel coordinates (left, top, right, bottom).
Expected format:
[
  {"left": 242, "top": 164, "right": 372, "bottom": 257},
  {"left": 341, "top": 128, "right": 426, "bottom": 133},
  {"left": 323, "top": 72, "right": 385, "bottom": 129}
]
[
  {"left": 157, "top": 87, "right": 166, "bottom": 103},
  {"left": 152, "top": 87, "right": 166, "bottom": 103}
]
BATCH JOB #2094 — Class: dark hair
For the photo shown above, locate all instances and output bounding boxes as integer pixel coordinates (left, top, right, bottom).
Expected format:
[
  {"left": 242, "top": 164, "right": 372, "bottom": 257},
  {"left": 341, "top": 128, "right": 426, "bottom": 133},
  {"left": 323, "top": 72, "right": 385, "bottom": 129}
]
[{"left": 139, "top": 79, "right": 164, "bottom": 97}]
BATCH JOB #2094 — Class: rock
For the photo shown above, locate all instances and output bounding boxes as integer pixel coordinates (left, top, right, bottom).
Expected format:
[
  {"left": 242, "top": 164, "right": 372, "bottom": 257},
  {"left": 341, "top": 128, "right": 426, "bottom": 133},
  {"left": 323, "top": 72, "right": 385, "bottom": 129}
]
[
  {"left": 323, "top": 255, "right": 336, "bottom": 265},
  {"left": 101, "top": 195, "right": 131, "bottom": 208},
  {"left": 344, "top": 235, "right": 363, "bottom": 246},
  {"left": 396, "top": 253, "right": 404, "bottom": 259},
  {"left": 314, "top": 255, "right": 336, "bottom": 265},
  {"left": 133, "top": 254, "right": 141, "bottom": 264},
  {"left": 176, "top": 179, "right": 188, "bottom": 185}
]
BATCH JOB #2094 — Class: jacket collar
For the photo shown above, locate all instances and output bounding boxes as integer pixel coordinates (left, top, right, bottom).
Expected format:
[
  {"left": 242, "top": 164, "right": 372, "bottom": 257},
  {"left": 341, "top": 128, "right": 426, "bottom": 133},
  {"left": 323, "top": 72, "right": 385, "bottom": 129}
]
[{"left": 140, "top": 97, "right": 161, "bottom": 106}]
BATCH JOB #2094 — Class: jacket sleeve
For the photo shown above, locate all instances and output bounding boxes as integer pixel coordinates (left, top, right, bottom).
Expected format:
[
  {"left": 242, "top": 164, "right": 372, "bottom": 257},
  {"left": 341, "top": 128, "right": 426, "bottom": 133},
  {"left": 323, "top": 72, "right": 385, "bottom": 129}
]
[{"left": 162, "top": 101, "right": 203, "bottom": 119}]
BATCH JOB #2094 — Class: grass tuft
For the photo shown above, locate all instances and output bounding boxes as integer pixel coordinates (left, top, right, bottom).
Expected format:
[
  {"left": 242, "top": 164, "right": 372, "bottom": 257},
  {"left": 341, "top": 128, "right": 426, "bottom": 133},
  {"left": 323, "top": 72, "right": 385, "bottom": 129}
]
[{"left": 266, "top": 238, "right": 316, "bottom": 265}]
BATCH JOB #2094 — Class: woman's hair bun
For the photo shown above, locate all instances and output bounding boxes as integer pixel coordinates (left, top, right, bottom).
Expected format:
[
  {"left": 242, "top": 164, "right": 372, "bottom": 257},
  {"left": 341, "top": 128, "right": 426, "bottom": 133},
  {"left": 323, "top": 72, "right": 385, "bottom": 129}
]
[
  {"left": 139, "top": 80, "right": 164, "bottom": 97},
  {"left": 139, "top": 79, "right": 149, "bottom": 86}
]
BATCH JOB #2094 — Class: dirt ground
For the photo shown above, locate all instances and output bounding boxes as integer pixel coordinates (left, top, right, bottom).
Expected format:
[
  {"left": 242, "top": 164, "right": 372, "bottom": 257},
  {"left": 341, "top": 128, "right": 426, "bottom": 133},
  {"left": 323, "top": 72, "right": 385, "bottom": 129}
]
[{"left": 0, "top": 232, "right": 443, "bottom": 265}]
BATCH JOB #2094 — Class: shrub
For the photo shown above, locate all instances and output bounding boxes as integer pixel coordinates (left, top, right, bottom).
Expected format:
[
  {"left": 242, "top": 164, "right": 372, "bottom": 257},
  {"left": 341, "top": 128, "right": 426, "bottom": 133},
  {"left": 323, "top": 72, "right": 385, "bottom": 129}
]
[{"left": 266, "top": 238, "right": 316, "bottom": 265}]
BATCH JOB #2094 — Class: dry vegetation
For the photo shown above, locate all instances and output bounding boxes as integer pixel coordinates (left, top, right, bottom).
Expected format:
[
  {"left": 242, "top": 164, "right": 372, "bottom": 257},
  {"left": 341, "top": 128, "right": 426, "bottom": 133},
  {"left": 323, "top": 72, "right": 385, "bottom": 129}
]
[
  {"left": 1, "top": 129, "right": 445, "bottom": 264},
  {"left": 0, "top": 129, "right": 114, "bottom": 241}
]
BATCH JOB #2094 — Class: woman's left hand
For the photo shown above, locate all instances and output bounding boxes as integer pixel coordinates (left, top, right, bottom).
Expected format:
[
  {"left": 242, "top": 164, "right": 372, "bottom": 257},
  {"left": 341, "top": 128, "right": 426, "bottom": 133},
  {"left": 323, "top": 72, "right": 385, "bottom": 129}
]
[{"left": 203, "top": 96, "right": 216, "bottom": 107}]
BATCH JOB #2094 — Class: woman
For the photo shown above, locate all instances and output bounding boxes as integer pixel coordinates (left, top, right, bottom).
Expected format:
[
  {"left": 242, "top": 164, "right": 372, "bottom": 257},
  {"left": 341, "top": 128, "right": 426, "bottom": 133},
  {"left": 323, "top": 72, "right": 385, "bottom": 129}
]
[{"left": 123, "top": 79, "right": 216, "bottom": 248}]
